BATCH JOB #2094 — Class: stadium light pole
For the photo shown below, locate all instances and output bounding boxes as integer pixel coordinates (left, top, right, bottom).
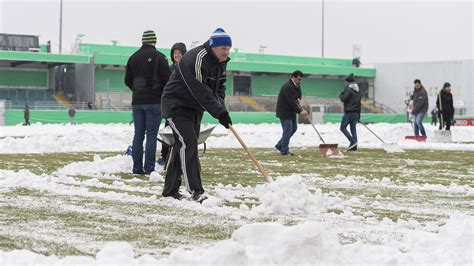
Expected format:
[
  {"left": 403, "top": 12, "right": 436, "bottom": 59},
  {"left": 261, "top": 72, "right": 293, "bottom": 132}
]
[
  {"left": 321, "top": 0, "right": 325, "bottom": 58},
  {"left": 59, "top": 0, "right": 63, "bottom": 54}
]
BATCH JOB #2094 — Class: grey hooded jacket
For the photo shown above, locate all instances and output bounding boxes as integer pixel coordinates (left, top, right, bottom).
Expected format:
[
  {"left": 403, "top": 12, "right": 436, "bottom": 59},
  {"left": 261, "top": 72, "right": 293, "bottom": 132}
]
[{"left": 339, "top": 83, "right": 362, "bottom": 113}]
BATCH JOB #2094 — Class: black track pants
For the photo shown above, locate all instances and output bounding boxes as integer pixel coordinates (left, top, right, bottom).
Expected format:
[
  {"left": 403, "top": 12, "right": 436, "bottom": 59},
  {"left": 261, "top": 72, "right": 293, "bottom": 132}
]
[{"left": 162, "top": 114, "right": 204, "bottom": 196}]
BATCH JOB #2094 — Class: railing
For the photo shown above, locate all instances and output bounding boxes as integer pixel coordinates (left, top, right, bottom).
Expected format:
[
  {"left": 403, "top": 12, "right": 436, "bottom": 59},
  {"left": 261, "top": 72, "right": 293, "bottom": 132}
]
[
  {"left": 4, "top": 101, "right": 94, "bottom": 110},
  {"left": 3, "top": 96, "right": 401, "bottom": 114},
  {"left": 362, "top": 99, "right": 398, "bottom": 114}
]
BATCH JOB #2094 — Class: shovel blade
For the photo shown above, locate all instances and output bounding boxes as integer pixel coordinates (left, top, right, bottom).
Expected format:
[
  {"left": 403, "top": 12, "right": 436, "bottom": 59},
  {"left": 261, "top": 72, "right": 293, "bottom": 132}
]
[{"left": 319, "top": 144, "right": 342, "bottom": 157}]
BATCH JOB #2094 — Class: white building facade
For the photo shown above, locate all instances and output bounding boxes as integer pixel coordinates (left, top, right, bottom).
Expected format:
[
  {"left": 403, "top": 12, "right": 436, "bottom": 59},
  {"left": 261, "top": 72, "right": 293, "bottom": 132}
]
[{"left": 374, "top": 60, "right": 473, "bottom": 115}]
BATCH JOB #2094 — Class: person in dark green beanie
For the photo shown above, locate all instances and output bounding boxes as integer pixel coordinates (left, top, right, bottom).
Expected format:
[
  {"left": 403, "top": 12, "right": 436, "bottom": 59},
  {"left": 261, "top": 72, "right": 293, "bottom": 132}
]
[{"left": 125, "top": 30, "right": 171, "bottom": 175}]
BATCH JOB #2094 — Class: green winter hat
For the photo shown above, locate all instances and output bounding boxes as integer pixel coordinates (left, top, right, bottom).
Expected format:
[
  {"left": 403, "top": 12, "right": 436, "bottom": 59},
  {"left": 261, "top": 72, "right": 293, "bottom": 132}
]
[{"left": 142, "top": 30, "right": 157, "bottom": 44}]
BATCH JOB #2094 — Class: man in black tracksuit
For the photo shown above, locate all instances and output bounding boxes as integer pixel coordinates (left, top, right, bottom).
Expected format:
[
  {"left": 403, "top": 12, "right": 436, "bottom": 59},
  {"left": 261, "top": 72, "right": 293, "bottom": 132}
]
[
  {"left": 339, "top": 73, "right": 362, "bottom": 151},
  {"left": 161, "top": 28, "right": 232, "bottom": 202},
  {"left": 125, "top": 30, "right": 171, "bottom": 174}
]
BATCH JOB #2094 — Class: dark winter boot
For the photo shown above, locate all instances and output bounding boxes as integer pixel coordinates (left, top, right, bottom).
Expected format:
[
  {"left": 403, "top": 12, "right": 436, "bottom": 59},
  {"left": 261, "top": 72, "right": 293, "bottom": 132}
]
[{"left": 191, "top": 191, "right": 208, "bottom": 204}]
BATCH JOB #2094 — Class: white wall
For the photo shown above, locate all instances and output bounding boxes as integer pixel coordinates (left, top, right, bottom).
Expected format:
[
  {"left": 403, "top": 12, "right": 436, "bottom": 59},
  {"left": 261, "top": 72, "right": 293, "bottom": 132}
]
[{"left": 374, "top": 60, "right": 473, "bottom": 115}]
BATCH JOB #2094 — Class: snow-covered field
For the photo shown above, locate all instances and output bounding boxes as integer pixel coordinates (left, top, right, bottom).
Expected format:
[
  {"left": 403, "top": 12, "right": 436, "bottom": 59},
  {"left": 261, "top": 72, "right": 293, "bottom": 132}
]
[
  {"left": 0, "top": 122, "right": 473, "bottom": 265},
  {"left": 1, "top": 122, "right": 474, "bottom": 153}
]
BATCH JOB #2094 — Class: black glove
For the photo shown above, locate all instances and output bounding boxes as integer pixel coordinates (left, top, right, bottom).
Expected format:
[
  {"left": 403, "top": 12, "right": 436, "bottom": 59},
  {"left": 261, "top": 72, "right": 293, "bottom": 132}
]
[{"left": 218, "top": 112, "right": 232, "bottom": 129}]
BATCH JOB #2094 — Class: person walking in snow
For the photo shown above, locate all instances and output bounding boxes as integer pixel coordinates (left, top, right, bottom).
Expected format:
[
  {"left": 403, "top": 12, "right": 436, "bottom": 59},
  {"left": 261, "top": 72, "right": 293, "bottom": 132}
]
[
  {"left": 157, "top": 42, "right": 187, "bottom": 167},
  {"left": 430, "top": 107, "right": 438, "bottom": 126},
  {"left": 124, "top": 30, "right": 171, "bottom": 175},
  {"left": 339, "top": 73, "right": 361, "bottom": 151},
  {"left": 23, "top": 104, "right": 30, "bottom": 126},
  {"left": 274, "top": 70, "right": 307, "bottom": 156},
  {"left": 160, "top": 28, "right": 233, "bottom": 203},
  {"left": 411, "top": 79, "right": 428, "bottom": 137},
  {"left": 436, "top": 82, "right": 454, "bottom": 131},
  {"left": 68, "top": 105, "right": 76, "bottom": 125}
]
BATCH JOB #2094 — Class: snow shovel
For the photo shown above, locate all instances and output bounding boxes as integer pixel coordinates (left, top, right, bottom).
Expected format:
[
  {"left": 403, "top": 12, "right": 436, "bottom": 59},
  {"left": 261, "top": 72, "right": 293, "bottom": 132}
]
[
  {"left": 434, "top": 93, "right": 452, "bottom": 142},
  {"left": 228, "top": 124, "right": 273, "bottom": 183},
  {"left": 305, "top": 114, "right": 341, "bottom": 157},
  {"left": 360, "top": 122, "right": 405, "bottom": 153}
]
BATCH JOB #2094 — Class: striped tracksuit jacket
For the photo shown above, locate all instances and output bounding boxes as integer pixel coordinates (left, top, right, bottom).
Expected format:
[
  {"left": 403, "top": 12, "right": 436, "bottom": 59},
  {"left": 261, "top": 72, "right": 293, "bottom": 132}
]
[{"left": 160, "top": 41, "right": 229, "bottom": 196}]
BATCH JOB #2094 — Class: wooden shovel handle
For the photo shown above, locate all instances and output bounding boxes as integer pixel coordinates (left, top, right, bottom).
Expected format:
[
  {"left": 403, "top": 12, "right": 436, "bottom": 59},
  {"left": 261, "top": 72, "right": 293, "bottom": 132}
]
[{"left": 228, "top": 124, "right": 272, "bottom": 183}]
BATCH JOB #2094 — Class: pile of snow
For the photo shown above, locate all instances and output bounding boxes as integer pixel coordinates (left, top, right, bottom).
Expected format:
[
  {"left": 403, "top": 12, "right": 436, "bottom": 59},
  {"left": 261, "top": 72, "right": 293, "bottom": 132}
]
[
  {"left": 149, "top": 171, "right": 164, "bottom": 183},
  {"left": 1, "top": 214, "right": 471, "bottom": 265},
  {"left": 0, "top": 124, "right": 131, "bottom": 153},
  {"left": 251, "top": 175, "right": 325, "bottom": 215},
  {"left": 55, "top": 155, "right": 132, "bottom": 177}
]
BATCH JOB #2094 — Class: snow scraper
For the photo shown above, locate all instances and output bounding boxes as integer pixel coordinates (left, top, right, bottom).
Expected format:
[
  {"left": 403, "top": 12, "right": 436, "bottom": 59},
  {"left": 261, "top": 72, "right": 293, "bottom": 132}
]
[
  {"left": 433, "top": 93, "right": 452, "bottom": 142},
  {"left": 305, "top": 114, "right": 342, "bottom": 157},
  {"left": 360, "top": 122, "right": 405, "bottom": 153}
]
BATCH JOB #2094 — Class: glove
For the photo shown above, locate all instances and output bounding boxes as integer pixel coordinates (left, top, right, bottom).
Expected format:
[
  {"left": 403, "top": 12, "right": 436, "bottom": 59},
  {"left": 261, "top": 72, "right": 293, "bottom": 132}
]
[{"left": 218, "top": 112, "right": 232, "bottom": 129}]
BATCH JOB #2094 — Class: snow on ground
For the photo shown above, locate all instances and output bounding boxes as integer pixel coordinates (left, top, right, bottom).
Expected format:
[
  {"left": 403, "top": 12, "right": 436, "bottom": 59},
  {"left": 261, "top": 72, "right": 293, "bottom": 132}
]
[
  {"left": 1, "top": 122, "right": 474, "bottom": 153},
  {"left": 0, "top": 122, "right": 473, "bottom": 265},
  {"left": 0, "top": 214, "right": 471, "bottom": 265}
]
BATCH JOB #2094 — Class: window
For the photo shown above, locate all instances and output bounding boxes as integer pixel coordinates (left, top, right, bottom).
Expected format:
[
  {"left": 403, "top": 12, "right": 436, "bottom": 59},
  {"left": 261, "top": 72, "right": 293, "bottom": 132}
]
[{"left": 233, "top": 75, "right": 251, "bottom": 96}]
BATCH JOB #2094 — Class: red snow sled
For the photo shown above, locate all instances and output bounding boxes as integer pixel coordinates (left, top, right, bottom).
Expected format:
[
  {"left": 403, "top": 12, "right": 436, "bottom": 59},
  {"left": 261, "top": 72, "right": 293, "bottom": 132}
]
[{"left": 405, "top": 136, "right": 427, "bottom": 142}]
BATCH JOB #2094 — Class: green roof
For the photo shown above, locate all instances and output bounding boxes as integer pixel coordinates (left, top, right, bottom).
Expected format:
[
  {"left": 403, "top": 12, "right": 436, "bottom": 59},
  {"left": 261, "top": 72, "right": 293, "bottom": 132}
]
[
  {"left": 1, "top": 43, "right": 374, "bottom": 77},
  {"left": 0, "top": 51, "right": 90, "bottom": 64},
  {"left": 228, "top": 61, "right": 375, "bottom": 77},
  {"left": 82, "top": 43, "right": 375, "bottom": 77}
]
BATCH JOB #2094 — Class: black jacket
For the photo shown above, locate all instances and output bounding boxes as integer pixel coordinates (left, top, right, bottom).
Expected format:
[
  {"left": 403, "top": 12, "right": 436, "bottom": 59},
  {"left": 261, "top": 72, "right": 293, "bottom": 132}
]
[
  {"left": 339, "top": 83, "right": 361, "bottom": 113},
  {"left": 24, "top": 107, "right": 29, "bottom": 119},
  {"left": 124, "top": 45, "right": 171, "bottom": 105},
  {"left": 436, "top": 90, "right": 454, "bottom": 115},
  {"left": 411, "top": 86, "right": 429, "bottom": 115},
  {"left": 276, "top": 79, "right": 303, "bottom": 119},
  {"left": 169, "top": 42, "right": 187, "bottom": 73},
  {"left": 161, "top": 41, "right": 228, "bottom": 119}
]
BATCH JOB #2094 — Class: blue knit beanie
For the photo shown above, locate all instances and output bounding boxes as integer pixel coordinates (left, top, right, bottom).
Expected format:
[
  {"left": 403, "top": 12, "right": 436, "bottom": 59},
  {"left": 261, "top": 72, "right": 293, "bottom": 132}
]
[{"left": 209, "top": 28, "right": 232, "bottom": 47}]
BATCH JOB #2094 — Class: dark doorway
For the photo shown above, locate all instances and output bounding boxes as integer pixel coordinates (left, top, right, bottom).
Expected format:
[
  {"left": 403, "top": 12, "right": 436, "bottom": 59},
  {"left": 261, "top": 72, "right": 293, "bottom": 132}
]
[
  {"left": 233, "top": 75, "right": 251, "bottom": 96},
  {"left": 358, "top": 82, "right": 369, "bottom": 98}
]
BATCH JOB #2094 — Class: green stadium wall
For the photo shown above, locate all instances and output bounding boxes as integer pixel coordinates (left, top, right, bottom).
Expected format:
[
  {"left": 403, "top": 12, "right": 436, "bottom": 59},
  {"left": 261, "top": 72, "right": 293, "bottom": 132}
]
[
  {"left": 95, "top": 69, "right": 129, "bottom": 92},
  {"left": 0, "top": 69, "right": 48, "bottom": 89},
  {"left": 92, "top": 70, "right": 344, "bottom": 97},
  {"left": 251, "top": 75, "right": 344, "bottom": 97}
]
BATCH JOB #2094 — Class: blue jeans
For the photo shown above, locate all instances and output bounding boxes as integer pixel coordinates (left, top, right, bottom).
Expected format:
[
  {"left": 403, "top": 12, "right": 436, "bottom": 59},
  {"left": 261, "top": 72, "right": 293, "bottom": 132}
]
[
  {"left": 413, "top": 112, "right": 426, "bottom": 136},
  {"left": 132, "top": 103, "right": 161, "bottom": 173},
  {"left": 275, "top": 118, "right": 297, "bottom": 154},
  {"left": 340, "top": 112, "right": 360, "bottom": 145}
]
